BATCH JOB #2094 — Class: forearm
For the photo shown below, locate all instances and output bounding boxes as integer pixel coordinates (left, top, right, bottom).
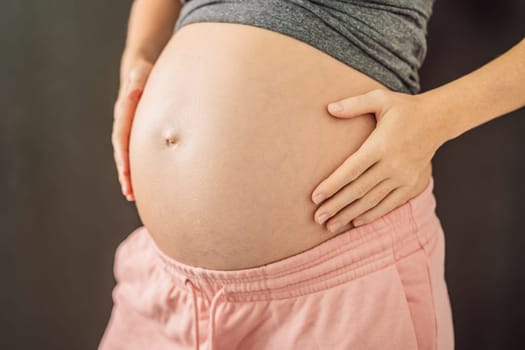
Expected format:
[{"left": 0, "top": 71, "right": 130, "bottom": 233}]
[
  {"left": 120, "top": 0, "right": 182, "bottom": 81},
  {"left": 421, "top": 38, "right": 525, "bottom": 144}
]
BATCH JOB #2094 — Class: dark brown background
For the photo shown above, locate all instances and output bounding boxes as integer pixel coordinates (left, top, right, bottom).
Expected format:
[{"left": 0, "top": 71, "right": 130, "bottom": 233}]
[{"left": 3, "top": 0, "right": 525, "bottom": 349}]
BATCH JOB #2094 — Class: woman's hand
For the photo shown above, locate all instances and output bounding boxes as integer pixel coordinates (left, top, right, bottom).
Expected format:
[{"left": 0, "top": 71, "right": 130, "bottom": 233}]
[
  {"left": 311, "top": 89, "right": 447, "bottom": 233},
  {"left": 112, "top": 55, "right": 153, "bottom": 201}
]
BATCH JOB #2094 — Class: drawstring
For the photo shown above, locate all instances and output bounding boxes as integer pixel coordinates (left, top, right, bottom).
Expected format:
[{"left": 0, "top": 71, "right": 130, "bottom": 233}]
[
  {"left": 208, "top": 286, "right": 225, "bottom": 350},
  {"left": 185, "top": 279, "right": 200, "bottom": 350},
  {"left": 184, "top": 278, "right": 226, "bottom": 350}
]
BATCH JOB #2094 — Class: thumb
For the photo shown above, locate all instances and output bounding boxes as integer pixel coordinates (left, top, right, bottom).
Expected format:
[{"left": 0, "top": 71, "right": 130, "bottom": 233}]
[{"left": 327, "top": 88, "right": 389, "bottom": 119}]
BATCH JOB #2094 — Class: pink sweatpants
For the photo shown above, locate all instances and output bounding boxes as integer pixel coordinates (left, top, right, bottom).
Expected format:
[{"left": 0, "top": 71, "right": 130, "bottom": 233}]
[{"left": 99, "top": 176, "right": 454, "bottom": 350}]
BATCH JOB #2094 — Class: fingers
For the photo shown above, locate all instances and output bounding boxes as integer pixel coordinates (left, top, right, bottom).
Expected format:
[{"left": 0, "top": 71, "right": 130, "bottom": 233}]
[
  {"left": 313, "top": 161, "right": 389, "bottom": 225},
  {"left": 112, "top": 65, "right": 151, "bottom": 201},
  {"left": 313, "top": 161, "right": 432, "bottom": 231},
  {"left": 324, "top": 179, "right": 396, "bottom": 232},
  {"left": 113, "top": 149, "right": 134, "bottom": 201},
  {"left": 112, "top": 127, "right": 134, "bottom": 201},
  {"left": 118, "top": 60, "right": 153, "bottom": 99},
  {"left": 318, "top": 184, "right": 408, "bottom": 233},
  {"left": 351, "top": 186, "right": 410, "bottom": 227},
  {"left": 327, "top": 88, "right": 390, "bottom": 118},
  {"left": 347, "top": 165, "right": 431, "bottom": 226},
  {"left": 311, "top": 138, "right": 381, "bottom": 205},
  {"left": 127, "top": 65, "right": 151, "bottom": 97}
]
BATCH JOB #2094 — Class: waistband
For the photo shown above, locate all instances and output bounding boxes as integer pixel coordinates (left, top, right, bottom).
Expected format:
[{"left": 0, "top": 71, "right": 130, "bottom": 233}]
[{"left": 152, "top": 176, "right": 439, "bottom": 302}]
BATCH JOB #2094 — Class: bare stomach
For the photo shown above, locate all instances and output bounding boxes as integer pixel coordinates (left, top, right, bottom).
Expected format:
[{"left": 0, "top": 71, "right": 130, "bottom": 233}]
[{"left": 129, "top": 22, "right": 388, "bottom": 270}]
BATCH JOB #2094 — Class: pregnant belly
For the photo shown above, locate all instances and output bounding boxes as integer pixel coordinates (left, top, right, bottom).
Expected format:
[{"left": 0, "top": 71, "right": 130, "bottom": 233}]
[{"left": 129, "top": 22, "right": 388, "bottom": 270}]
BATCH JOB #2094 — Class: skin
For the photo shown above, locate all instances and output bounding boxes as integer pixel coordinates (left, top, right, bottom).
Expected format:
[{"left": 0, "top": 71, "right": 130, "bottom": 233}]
[
  {"left": 113, "top": 1, "right": 525, "bottom": 236},
  {"left": 112, "top": 0, "right": 181, "bottom": 201},
  {"left": 313, "top": 38, "right": 525, "bottom": 231},
  {"left": 126, "top": 22, "right": 385, "bottom": 269}
]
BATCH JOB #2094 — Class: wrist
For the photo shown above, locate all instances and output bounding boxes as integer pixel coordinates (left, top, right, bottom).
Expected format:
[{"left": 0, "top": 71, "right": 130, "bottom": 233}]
[{"left": 418, "top": 89, "right": 463, "bottom": 147}]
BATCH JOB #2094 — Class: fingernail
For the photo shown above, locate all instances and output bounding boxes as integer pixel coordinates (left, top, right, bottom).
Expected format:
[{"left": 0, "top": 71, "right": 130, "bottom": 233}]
[
  {"left": 353, "top": 219, "right": 365, "bottom": 227},
  {"left": 328, "top": 103, "right": 343, "bottom": 113},
  {"left": 313, "top": 193, "right": 326, "bottom": 204},
  {"left": 317, "top": 213, "right": 329, "bottom": 225},
  {"left": 328, "top": 221, "right": 341, "bottom": 232}
]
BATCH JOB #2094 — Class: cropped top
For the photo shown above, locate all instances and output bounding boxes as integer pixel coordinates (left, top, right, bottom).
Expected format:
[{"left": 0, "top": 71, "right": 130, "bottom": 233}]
[{"left": 174, "top": 0, "right": 435, "bottom": 94}]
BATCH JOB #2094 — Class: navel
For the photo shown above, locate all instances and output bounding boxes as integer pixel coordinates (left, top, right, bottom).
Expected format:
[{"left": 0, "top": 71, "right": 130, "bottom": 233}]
[{"left": 162, "top": 128, "right": 180, "bottom": 148}]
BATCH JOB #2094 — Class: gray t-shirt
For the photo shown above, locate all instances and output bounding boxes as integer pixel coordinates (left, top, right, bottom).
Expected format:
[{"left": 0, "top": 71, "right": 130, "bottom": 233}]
[{"left": 175, "top": 0, "right": 435, "bottom": 94}]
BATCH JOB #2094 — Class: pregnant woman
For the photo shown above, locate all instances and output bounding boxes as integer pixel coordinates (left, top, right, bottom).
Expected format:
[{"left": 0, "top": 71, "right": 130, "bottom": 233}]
[{"left": 100, "top": 0, "right": 525, "bottom": 349}]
